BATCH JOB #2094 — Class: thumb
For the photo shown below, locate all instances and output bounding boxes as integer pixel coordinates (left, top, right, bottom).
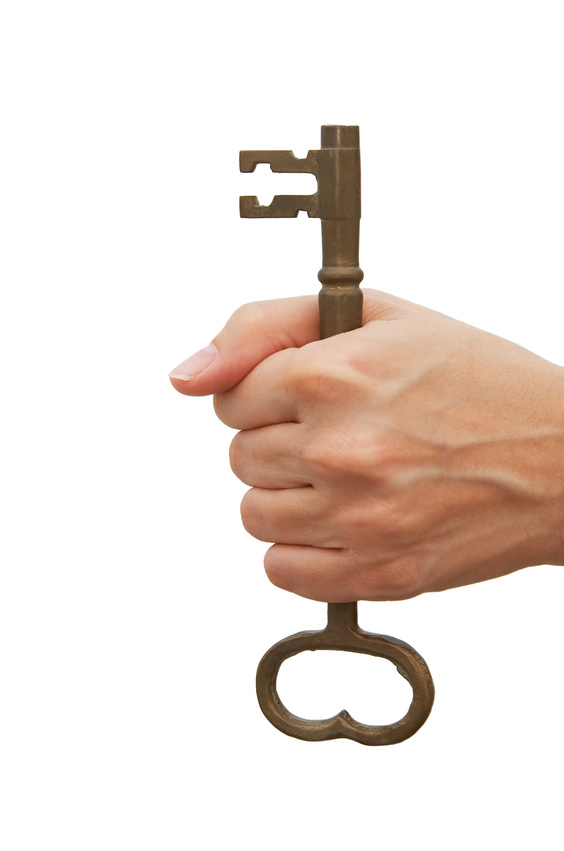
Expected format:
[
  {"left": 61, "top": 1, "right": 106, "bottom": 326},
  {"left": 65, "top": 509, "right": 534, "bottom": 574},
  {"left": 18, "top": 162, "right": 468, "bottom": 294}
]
[{"left": 168, "top": 295, "right": 320, "bottom": 396}]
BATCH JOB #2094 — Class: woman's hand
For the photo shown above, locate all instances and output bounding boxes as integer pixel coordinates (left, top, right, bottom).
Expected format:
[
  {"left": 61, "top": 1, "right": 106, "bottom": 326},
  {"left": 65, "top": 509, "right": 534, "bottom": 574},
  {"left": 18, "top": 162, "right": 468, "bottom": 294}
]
[{"left": 170, "top": 289, "right": 564, "bottom": 602}]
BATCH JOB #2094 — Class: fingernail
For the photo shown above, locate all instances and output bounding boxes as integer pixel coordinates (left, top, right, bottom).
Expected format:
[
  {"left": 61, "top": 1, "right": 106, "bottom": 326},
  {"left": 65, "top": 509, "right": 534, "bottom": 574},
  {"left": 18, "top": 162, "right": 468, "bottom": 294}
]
[{"left": 168, "top": 344, "right": 217, "bottom": 381}]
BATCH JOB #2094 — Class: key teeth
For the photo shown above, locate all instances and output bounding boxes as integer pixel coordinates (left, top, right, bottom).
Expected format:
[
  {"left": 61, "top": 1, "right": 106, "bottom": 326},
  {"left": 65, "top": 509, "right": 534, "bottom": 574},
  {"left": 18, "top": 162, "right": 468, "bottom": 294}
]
[
  {"left": 239, "top": 150, "right": 318, "bottom": 175},
  {"left": 239, "top": 195, "right": 261, "bottom": 216},
  {"left": 239, "top": 152, "right": 258, "bottom": 173},
  {"left": 239, "top": 149, "right": 320, "bottom": 218},
  {"left": 240, "top": 193, "right": 319, "bottom": 219}
]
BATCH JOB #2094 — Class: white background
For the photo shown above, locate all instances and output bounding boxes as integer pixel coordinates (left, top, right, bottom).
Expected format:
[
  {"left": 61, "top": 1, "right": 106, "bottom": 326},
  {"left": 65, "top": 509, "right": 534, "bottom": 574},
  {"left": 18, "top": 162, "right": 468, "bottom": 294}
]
[{"left": 1, "top": 2, "right": 563, "bottom": 849}]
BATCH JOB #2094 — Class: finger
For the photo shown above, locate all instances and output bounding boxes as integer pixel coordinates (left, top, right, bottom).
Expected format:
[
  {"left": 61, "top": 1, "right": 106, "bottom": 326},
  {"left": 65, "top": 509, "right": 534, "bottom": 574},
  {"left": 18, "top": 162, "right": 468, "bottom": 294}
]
[
  {"left": 240, "top": 487, "right": 339, "bottom": 548},
  {"left": 214, "top": 346, "right": 302, "bottom": 429},
  {"left": 169, "top": 295, "right": 319, "bottom": 397},
  {"left": 265, "top": 544, "right": 429, "bottom": 603},
  {"left": 230, "top": 423, "right": 310, "bottom": 489},
  {"left": 264, "top": 544, "right": 355, "bottom": 603},
  {"left": 213, "top": 301, "right": 412, "bottom": 429},
  {"left": 169, "top": 288, "right": 420, "bottom": 399}
]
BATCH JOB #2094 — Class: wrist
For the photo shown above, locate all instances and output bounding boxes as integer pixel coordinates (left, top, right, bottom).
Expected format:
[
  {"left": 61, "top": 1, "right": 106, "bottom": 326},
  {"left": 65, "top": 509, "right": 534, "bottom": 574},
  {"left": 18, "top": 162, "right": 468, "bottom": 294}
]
[{"left": 545, "top": 363, "right": 564, "bottom": 565}]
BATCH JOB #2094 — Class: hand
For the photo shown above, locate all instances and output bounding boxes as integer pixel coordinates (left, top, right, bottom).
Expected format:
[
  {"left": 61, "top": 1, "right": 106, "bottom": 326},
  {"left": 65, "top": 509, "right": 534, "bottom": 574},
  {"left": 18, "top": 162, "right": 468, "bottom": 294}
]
[{"left": 169, "top": 290, "right": 564, "bottom": 602}]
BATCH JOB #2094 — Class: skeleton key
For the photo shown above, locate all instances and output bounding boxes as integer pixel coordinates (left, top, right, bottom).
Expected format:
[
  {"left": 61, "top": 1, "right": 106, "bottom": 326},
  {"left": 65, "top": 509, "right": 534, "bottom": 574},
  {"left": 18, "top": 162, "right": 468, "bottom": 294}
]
[{"left": 240, "top": 125, "right": 434, "bottom": 745}]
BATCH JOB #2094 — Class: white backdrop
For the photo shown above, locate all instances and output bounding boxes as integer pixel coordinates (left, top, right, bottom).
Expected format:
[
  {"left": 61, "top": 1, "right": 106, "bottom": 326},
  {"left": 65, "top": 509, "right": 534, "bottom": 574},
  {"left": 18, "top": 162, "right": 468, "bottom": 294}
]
[{"left": 1, "top": 2, "right": 563, "bottom": 849}]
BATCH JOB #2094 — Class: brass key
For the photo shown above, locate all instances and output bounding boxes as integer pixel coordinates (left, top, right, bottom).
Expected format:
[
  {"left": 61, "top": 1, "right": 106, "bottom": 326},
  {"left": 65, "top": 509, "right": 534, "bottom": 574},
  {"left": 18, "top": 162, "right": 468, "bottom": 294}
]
[{"left": 240, "top": 125, "right": 434, "bottom": 745}]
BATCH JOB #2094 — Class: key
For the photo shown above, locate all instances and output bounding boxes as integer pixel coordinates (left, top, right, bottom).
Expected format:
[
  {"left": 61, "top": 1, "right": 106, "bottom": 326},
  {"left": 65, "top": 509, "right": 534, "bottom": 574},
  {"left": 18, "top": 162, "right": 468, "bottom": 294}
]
[{"left": 240, "top": 125, "right": 434, "bottom": 745}]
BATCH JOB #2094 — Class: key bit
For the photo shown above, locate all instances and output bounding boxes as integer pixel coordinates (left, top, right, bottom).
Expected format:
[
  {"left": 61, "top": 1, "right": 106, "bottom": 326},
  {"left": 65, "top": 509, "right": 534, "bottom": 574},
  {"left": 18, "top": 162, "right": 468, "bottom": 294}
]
[
  {"left": 239, "top": 125, "right": 434, "bottom": 745},
  {"left": 239, "top": 150, "right": 319, "bottom": 218}
]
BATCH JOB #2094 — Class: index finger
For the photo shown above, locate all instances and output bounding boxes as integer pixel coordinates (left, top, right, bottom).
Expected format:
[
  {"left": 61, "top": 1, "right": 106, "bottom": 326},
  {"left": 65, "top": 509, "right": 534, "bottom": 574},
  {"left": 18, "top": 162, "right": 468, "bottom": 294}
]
[{"left": 214, "top": 346, "right": 302, "bottom": 429}]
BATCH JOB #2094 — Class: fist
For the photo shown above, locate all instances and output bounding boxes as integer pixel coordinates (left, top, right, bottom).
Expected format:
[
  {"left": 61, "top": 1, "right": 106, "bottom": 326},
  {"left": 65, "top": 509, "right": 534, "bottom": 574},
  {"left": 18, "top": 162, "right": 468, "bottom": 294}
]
[{"left": 171, "top": 290, "right": 564, "bottom": 602}]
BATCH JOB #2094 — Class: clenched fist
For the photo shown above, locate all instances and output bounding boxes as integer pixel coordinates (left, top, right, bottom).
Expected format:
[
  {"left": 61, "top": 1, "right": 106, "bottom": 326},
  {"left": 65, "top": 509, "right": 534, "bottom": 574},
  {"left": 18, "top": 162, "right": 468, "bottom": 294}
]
[{"left": 170, "top": 290, "right": 564, "bottom": 602}]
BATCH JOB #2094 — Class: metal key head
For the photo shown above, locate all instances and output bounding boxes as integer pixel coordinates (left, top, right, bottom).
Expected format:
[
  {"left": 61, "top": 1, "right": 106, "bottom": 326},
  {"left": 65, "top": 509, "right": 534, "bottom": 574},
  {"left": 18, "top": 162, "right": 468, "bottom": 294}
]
[{"left": 256, "top": 603, "right": 434, "bottom": 746}]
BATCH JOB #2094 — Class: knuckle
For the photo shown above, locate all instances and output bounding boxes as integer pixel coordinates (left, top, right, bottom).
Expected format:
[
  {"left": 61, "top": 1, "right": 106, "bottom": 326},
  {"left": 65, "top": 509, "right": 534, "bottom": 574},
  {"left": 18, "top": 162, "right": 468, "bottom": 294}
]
[
  {"left": 229, "top": 433, "right": 246, "bottom": 481},
  {"left": 300, "top": 436, "right": 332, "bottom": 475},
  {"left": 231, "top": 300, "right": 269, "bottom": 330},
  {"left": 286, "top": 347, "right": 339, "bottom": 401},
  {"left": 263, "top": 547, "right": 323, "bottom": 601},
  {"left": 240, "top": 490, "right": 260, "bottom": 537},
  {"left": 240, "top": 490, "right": 271, "bottom": 542},
  {"left": 301, "top": 432, "right": 349, "bottom": 477},
  {"left": 263, "top": 547, "right": 290, "bottom": 591},
  {"left": 288, "top": 335, "right": 374, "bottom": 402},
  {"left": 213, "top": 392, "right": 231, "bottom": 427},
  {"left": 213, "top": 392, "right": 224, "bottom": 421},
  {"left": 369, "top": 555, "right": 425, "bottom": 601},
  {"left": 302, "top": 427, "right": 393, "bottom": 480},
  {"left": 341, "top": 499, "right": 383, "bottom": 540},
  {"left": 381, "top": 498, "right": 432, "bottom": 541}
]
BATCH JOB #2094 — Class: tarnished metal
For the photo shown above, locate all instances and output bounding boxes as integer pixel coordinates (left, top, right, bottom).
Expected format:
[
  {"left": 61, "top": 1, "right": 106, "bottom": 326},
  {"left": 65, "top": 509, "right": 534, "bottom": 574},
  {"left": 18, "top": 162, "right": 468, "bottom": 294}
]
[
  {"left": 256, "top": 603, "right": 434, "bottom": 745},
  {"left": 240, "top": 126, "right": 434, "bottom": 745}
]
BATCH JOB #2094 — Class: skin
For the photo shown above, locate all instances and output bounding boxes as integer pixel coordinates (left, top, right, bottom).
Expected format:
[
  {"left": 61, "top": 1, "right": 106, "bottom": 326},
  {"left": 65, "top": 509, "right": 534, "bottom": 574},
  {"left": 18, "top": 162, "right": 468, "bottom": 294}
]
[{"left": 169, "top": 289, "right": 564, "bottom": 602}]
